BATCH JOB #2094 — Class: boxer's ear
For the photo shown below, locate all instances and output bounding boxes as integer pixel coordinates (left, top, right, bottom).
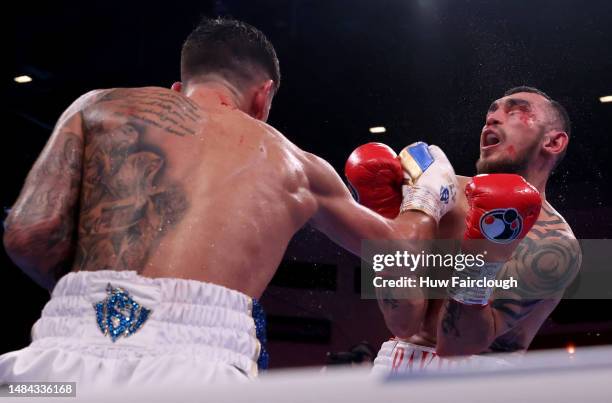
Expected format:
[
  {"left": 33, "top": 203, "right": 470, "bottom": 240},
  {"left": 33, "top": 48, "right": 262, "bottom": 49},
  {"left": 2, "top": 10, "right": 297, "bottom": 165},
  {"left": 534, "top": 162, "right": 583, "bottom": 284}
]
[
  {"left": 543, "top": 130, "right": 568, "bottom": 156},
  {"left": 171, "top": 82, "right": 183, "bottom": 93},
  {"left": 250, "top": 80, "right": 274, "bottom": 122}
]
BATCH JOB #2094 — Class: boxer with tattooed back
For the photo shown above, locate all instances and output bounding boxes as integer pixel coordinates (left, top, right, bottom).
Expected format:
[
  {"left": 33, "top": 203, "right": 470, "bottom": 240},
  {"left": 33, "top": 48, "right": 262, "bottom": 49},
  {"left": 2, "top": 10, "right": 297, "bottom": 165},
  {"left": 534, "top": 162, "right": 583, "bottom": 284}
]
[{"left": 1, "top": 17, "right": 458, "bottom": 384}]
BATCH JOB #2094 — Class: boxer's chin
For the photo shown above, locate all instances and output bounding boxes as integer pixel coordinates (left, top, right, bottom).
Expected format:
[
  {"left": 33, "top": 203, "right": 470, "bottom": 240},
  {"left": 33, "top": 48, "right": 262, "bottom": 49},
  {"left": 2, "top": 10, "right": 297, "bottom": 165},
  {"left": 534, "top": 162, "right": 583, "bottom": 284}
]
[
  {"left": 476, "top": 155, "right": 528, "bottom": 175},
  {"left": 476, "top": 140, "right": 539, "bottom": 175}
]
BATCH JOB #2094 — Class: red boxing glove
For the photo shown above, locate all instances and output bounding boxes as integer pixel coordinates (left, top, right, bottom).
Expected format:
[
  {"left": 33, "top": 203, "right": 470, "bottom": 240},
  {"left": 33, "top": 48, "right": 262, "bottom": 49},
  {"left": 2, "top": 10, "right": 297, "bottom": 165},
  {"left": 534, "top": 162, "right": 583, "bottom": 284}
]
[
  {"left": 463, "top": 174, "right": 541, "bottom": 259},
  {"left": 344, "top": 142, "right": 403, "bottom": 218},
  {"left": 449, "top": 174, "right": 542, "bottom": 305}
]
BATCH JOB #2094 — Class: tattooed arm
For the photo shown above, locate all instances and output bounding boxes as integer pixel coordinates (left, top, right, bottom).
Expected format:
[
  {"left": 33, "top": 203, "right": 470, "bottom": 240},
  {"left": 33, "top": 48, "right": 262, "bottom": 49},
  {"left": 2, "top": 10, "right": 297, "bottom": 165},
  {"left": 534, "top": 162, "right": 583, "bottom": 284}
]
[
  {"left": 3, "top": 90, "right": 104, "bottom": 289},
  {"left": 376, "top": 285, "right": 428, "bottom": 338},
  {"left": 436, "top": 213, "right": 582, "bottom": 356}
]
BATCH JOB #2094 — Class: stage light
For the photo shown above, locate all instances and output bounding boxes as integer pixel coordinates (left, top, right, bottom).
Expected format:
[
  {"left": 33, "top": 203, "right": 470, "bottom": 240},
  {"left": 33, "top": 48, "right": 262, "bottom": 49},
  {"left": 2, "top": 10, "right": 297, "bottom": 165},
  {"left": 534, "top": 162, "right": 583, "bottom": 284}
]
[
  {"left": 599, "top": 95, "right": 612, "bottom": 103},
  {"left": 369, "top": 126, "right": 386, "bottom": 134},
  {"left": 14, "top": 75, "right": 33, "bottom": 83}
]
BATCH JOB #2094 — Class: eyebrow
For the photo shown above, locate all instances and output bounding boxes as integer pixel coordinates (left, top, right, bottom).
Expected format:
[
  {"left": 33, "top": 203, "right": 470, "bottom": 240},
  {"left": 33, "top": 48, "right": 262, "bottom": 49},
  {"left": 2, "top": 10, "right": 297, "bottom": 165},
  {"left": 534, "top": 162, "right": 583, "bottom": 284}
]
[
  {"left": 487, "top": 101, "right": 499, "bottom": 114},
  {"left": 487, "top": 98, "right": 533, "bottom": 114}
]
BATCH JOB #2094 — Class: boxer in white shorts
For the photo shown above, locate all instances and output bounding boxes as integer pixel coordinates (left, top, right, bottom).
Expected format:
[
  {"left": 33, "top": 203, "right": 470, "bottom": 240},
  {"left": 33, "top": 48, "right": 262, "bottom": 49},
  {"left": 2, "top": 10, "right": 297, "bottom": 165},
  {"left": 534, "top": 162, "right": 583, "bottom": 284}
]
[{"left": 1, "top": 17, "right": 458, "bottom": 385}]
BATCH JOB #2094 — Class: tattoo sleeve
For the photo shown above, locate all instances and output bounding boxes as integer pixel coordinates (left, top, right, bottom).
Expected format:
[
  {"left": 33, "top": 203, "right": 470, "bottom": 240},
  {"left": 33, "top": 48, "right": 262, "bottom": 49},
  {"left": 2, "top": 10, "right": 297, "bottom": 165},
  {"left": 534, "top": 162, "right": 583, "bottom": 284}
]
[
  {"left": 438, "top": 206, "right": 582, "bottom": 354},
  {"left": 4, "top": 110, "right": 85, "bottom": 288}
]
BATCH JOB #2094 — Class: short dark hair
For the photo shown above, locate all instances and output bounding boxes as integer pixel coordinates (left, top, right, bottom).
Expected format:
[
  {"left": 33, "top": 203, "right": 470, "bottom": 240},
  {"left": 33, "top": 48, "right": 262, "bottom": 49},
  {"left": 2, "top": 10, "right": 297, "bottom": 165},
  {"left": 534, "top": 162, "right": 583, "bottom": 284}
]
[
  {"left": 181, "top": 17, "right": 280, "bottom": 93},
  {"left": 503, "top": 86, "right": 571, "bottom": 169}
]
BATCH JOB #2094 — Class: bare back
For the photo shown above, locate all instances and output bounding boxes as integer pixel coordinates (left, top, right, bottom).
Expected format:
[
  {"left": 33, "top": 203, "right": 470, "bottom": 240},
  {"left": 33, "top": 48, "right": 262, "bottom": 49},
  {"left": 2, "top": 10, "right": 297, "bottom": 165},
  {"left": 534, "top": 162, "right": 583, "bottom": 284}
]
[{"left": 74, "top": 87, "right": 317, "bottom": 297}]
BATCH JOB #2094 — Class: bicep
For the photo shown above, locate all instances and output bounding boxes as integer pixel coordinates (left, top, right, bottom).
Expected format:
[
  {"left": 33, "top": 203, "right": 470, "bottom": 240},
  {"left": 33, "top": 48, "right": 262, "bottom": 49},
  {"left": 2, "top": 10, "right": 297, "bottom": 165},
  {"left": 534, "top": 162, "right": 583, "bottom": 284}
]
[
  {"left": 306, "top": 153, "right": 393, "bottom": 255},
  {"left": 490, "top": 236, "right": 582, "bottom": 337}
]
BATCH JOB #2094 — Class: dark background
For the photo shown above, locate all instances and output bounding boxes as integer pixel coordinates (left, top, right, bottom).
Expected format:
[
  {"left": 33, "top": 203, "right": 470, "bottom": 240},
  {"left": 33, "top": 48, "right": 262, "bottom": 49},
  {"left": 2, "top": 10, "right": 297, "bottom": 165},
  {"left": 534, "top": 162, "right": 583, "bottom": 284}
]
[{"left": 3, "top": 0, "right": 612, "bottom": 367}]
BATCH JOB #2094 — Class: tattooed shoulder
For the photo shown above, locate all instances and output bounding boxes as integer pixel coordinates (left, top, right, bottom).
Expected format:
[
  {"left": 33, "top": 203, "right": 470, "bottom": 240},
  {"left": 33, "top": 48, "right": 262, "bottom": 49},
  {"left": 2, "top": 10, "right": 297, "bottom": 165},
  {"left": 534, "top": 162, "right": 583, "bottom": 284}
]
[
  {"left": 498, "top": 203, "right": 581, "bottom": 300},
  {"left": 89, "top": 87, "right": 203, "bottom": 137},
  {"left": 529, "top": 202, "right": 576, "bottom": 240}
]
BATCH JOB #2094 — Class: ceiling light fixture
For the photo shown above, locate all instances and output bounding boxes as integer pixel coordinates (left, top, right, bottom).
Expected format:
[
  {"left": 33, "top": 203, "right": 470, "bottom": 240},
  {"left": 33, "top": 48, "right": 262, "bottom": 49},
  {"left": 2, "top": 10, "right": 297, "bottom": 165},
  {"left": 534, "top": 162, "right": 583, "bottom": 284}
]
[
  {"left": 14, "top": 75, "right": 33, "bottom": 84},
  {"left": 599, "top": 95, "right": 612, "bottom": 103}
]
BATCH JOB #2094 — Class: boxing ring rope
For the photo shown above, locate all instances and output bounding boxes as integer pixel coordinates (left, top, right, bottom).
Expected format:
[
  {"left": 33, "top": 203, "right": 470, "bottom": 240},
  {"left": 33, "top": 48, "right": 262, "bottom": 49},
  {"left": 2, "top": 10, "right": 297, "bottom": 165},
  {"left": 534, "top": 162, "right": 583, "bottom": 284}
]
[{"left": 20, "top": 345, "right": 612, "bottom": 403}]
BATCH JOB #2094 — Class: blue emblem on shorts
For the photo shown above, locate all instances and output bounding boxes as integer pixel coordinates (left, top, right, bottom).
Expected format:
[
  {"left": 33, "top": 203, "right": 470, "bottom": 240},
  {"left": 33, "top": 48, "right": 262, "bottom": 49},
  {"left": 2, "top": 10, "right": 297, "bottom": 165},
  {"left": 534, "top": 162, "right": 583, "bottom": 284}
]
[
  {"left": 94, "top": 283, "right": 151, "bottom": 342},
  {"left": 479, "top": 208, "right": 523, "bottom": 244}
]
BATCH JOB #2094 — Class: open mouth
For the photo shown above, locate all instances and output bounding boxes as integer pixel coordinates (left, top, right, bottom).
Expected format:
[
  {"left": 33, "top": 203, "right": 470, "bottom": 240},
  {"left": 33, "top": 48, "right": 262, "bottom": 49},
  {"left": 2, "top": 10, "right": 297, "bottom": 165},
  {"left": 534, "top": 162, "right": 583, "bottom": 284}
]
[{"left": 481, "top": 130, "right": 502, "bottom": 150}]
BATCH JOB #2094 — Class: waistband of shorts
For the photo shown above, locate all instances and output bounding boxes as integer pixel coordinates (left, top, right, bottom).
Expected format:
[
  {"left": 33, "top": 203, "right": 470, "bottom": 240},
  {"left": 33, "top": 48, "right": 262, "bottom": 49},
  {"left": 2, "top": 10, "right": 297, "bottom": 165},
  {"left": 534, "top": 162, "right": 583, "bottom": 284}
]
[
  {"left": 32, "top": 271, "right": 260, "bottom": 374},
  {"left": 376, "top": 338, "right": 511, "bottom": 370},
  {"left": 50, "top": 270, "right": 254, "bottom": 313},
  {"left": 388, "top": 339, "right": 437, "bottom": 354}
]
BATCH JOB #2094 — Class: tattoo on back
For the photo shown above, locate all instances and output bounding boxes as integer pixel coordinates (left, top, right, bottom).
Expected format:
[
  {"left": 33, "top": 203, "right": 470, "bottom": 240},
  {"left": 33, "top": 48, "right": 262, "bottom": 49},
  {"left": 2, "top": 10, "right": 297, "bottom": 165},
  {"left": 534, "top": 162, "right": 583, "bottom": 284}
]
[
  {"left": 75, "top": 89, "right": 194, "bottom": 272},
  {"left": 97, "top": 88, "right": 202, "bottom": 137}
]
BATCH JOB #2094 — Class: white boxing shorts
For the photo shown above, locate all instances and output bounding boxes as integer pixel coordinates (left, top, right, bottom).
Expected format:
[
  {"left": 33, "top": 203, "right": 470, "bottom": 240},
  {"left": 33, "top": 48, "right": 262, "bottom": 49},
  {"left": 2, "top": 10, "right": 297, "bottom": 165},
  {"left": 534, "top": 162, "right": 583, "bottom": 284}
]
[
  {"left": 372, "top": 338, "right": 510, "bottom": 375},
  {"left": 0, "top": 271, "right": 261, "bottom": 385}
]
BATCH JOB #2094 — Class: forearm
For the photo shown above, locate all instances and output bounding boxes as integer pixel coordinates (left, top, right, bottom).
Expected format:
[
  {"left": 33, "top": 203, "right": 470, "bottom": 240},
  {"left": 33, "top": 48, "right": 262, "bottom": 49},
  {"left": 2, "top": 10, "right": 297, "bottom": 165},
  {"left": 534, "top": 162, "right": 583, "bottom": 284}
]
[
  {"left": 392, "top": 210, "right": 437, "bottom": 240},
  {"left": 377, "top": 288, "right": 427, "bottom": 338},
  {"left": 436, "top": 299, "right": 495, "bottom": 356},
  {"left": 374, "top": 211, "right": 436, "bottom": 337}
]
